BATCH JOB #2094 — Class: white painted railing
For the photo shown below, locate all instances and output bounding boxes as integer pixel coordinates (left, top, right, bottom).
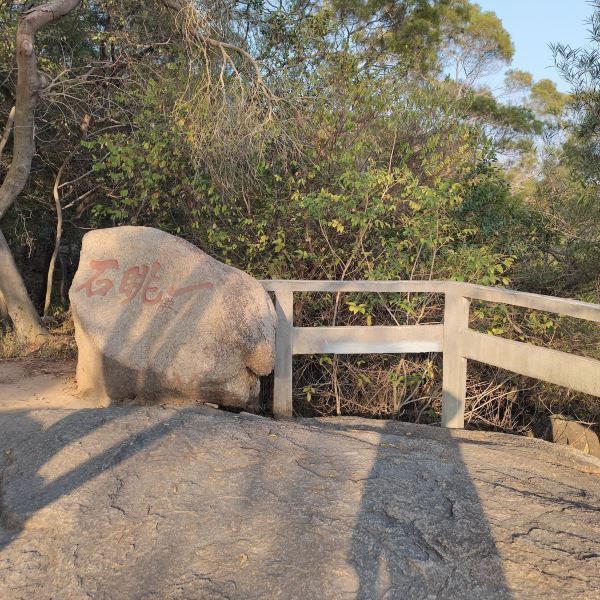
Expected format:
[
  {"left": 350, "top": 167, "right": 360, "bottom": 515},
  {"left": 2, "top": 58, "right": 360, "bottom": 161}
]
[{"left": 260, "top": 280, "right": 600, "bottom": 427}]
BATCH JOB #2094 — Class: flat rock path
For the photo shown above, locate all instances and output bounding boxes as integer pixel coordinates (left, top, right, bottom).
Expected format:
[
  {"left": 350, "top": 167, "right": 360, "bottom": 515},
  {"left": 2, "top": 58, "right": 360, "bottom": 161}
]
[{"left": 0, "top": 360, "right": 599, "bottom": 599}]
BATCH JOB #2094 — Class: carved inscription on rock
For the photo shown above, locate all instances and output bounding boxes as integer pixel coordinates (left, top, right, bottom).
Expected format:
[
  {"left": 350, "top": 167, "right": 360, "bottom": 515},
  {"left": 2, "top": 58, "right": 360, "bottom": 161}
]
[
  {"left": 74, "top": 259, "right": 214, "bottom": 311},
  {"left": 69, "top": 226, "right": 277, "bottom": 408}
]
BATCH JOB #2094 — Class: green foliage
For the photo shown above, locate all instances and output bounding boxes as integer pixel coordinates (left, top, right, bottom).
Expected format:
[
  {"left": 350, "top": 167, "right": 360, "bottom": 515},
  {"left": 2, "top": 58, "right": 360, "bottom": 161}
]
[
  {"left": 331, "top": 0, "right": 447, "bottom": 72},
  {"left": 530, "top": 79, "right": 569, "bottom": 117},
  {"left": 504, "top": 69, "right": 534, "bottom": 92},
  {"left": 88, "top": 48, "right": 515, "bottom": 291},
  {"left": 461, "top": 2, "right": 514, "bottom": 60},
  {"left": 468, "top": 91, "right": 543, "bottom": 135},
  {"left": 441, "top": 0, "right": 514, "bottom": 84},
  {"left": 553, "top": 0, "right": 600, "bottom": 182}
]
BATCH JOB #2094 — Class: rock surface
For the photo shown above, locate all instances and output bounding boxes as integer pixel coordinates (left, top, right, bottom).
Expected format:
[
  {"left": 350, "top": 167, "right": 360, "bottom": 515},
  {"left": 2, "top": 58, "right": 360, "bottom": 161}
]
[
  {"left": 69, "top": 226, "right": 276, "bottom": 409},
  {"left": 1, "top": 404, "right": 599, "bottom": 599},
  {"left": 549, "top": 414, "right": 600, "bottom": 458}
]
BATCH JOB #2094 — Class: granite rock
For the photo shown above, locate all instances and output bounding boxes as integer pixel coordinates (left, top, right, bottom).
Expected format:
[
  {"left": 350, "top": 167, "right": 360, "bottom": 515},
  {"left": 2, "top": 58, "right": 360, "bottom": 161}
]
[
  {"left": 1, "top": 409, "right": 599, "bottom": 599},
  {"left": 69, "top": 226, "right": 276, "bottom": 408}
]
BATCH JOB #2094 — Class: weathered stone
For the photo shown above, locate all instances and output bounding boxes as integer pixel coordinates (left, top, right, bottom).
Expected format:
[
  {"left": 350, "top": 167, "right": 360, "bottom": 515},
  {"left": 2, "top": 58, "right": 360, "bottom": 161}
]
[
  {"left": 550, "top": 414, "right": 600, "bottom": 458},
  {"left": 0, "top": 403, "right": 599, "bottom": 599},
  {"left": 68, "top": 226, "right": 276, "bottom": 409}
]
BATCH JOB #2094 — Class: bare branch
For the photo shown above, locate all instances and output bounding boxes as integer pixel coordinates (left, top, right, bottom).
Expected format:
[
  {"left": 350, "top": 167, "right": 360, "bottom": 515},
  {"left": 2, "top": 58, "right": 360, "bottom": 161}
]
[
  {"left": 0, "top": 106, "right": 16, "bottom": 162},
  {"left": 44, "top": 149, "right": 75, "bottom": 316}
]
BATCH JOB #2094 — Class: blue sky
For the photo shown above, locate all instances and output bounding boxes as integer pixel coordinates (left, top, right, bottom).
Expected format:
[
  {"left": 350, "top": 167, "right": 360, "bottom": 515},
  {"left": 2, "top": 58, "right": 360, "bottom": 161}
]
[{"left": 476, "top": 0, "right": 594, "bottom": 92}]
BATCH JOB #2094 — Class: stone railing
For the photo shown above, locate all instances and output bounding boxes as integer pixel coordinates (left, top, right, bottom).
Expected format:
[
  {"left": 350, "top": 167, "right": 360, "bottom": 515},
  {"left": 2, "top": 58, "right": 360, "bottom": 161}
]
[{"left": 261, "top": 280, "right": 600, "bottom": 427}]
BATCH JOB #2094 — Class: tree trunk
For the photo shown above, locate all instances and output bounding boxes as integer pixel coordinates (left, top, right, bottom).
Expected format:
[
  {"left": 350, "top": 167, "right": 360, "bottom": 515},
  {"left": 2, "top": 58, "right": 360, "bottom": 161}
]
[
  {"left": 0, "top": 0, "right": 82, "bottom": 344},
  {"left": 44, "top": 151, "right": 73, "bottom": 316},
  {"left": 0, "top": 290, "right": 9, "bottom": 333},
  {"left": 0, "top": 229, "right": 46, "bottom": 342}
]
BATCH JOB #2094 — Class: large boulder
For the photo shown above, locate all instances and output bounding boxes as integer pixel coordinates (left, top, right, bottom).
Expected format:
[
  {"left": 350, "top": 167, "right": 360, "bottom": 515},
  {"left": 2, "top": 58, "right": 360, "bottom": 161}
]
[{"left": 68, "top": 226, "right": 276, "bottom": 408}]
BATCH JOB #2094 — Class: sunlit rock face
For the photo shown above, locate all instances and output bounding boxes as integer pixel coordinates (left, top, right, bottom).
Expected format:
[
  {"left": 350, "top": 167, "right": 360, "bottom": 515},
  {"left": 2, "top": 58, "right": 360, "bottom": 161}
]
[
  {"left": 69, "top": 226, "right": 276, "bottom": 409},
  {"left": 1, "top": 411, "right": 599, "bottom": 598}
]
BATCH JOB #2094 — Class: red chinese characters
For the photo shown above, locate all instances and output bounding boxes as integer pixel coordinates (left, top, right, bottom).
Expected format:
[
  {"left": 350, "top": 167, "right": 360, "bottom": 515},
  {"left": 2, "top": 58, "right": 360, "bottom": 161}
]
[
  {"left": 167, "top": 282, "right": 214, "bottom": 297},
  {"left": 119, "top": 261, "right": 163, "bottom": 304},
  {"left": 119, "top": 264, "right": 149, "bottom": 303},
  {"left": 76, "top": 259, "right": 213, "bottom": 307},
  {"left": 74, "top": 259, "right": 119, "bottom": 297}
]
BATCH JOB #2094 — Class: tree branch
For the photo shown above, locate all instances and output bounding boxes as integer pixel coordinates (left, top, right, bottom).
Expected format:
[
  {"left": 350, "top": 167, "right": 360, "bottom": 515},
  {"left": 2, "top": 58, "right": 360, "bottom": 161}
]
[
  {"left": 0, "top": 106, "right": 15, "bottom": 162},
  {"left": 158, "top": 0, "right": 270, "bottom": 95},
  {"left": 0, "top": 0, "right": 82, "bottom": 344},
  {"left": 44, "top": 149, "right": 75, "bottom": 316},
  {"left": 0, "top": 0, "right": 83, "bottom": 220}
]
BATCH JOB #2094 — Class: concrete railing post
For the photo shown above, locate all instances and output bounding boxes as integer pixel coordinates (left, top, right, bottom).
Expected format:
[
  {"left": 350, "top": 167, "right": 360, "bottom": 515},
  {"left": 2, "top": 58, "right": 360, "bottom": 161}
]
[
  {"left": 273, "top": 289, "right": 293, "bottom": 418},
  {"left": 441, "top": 291, "right": 470, "bottom": 428}
]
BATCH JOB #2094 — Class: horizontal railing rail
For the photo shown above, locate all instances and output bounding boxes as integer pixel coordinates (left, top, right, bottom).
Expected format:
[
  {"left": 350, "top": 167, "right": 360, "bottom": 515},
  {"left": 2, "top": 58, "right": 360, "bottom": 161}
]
[{"left": 261, "top": 280, "right": 600, "bottom": 427}]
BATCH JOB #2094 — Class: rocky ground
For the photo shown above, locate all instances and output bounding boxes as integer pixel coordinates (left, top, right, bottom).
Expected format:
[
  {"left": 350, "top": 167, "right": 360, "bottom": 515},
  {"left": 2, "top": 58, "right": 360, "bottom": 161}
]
[{"left": 0, "top": 359, "right": 599, "bottom": 599}]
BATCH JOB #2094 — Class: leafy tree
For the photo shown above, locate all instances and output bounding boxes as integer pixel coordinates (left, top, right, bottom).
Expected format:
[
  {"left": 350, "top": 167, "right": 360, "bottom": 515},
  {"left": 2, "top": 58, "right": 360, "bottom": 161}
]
[
  {"left": 441, "top": 0, "right": 514, "bottom": 91},
  {"left": 530, "top": 79, "right": 569, "bottom": 117},
  {"left": 553, "top": 0, "right": 600, "bottom": 182}
]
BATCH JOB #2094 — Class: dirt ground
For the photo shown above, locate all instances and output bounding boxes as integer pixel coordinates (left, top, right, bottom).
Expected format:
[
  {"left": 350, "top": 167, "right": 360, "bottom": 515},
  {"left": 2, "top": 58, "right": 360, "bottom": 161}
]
[
  {"left": 0, "top": 358, "right": 100, "bottom": 411},
  {"left": 1, "top": 358, "right": 598, "bottom": 457}
]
